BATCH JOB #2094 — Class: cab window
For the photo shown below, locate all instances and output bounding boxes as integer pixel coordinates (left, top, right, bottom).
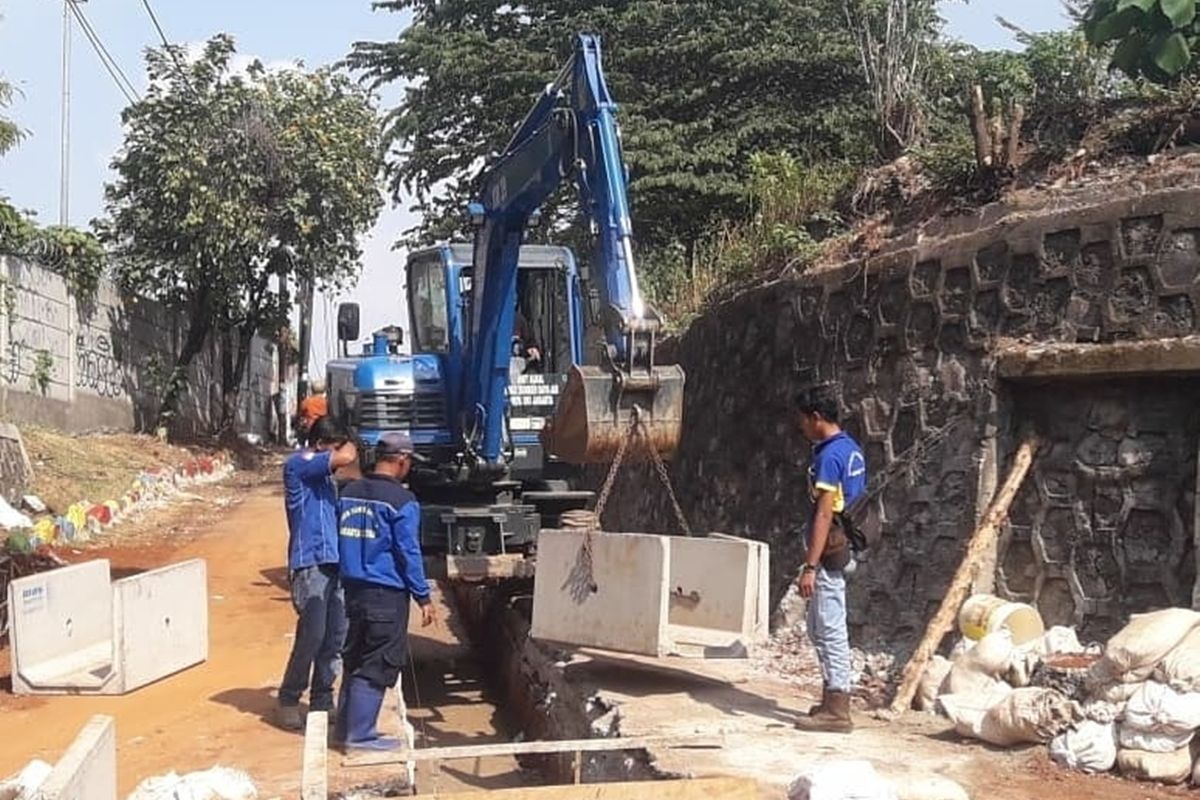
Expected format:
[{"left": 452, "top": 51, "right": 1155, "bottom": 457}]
[{"left": 408, "top": 259, "right": 450, "bottom": 353}]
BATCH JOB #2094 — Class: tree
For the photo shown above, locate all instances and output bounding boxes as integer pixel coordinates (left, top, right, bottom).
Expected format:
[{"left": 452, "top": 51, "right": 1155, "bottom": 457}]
[
  {"left": 347, "top": 0, "right": 875, "bottom": 268},
  {"left": 0, "top": 77, "right": 20, "bottom": 159},
  {"left": 0, "top": 14, "right": 22, "bottom": 159},
  {"left": 1083, "top": 0, "right": 1200, "bottom": 82},
  {"left": 841, "top": 0, "right": 948, "bottom": 159},
  {"left": 100, "top": 35, "right": 382, "bottom": 431}
]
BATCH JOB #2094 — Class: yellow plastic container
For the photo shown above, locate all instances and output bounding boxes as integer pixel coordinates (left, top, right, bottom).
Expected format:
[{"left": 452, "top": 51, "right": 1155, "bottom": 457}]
[{"left": 958, "top": 594, "right": 1045, "bottom": 646}]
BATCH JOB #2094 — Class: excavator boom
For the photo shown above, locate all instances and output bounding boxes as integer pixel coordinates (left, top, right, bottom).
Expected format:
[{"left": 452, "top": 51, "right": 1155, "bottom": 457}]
[{"left": 464, "top": 33, "right": 684, "bottom": 468}]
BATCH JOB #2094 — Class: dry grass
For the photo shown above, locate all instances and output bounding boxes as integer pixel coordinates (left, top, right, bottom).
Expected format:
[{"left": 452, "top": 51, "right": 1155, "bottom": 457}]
[{"left": 20, "top": 427, "right": 194, "bottom": 514}]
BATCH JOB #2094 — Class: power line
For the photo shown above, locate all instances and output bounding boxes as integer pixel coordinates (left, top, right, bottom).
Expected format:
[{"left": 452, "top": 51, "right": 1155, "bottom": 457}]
[
  {"left": 139, "top": 0, "right": 198, "bottom": 98},
  {"left": 66, "top": 1, "right": 140, "bottom": 105},
  {"left": 70, "top": 3, "right": 139, "bottom": 101}
]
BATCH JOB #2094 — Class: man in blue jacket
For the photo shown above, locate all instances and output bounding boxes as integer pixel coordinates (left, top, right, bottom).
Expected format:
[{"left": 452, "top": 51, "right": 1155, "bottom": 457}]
[
  {"left": 336, "top": 431, "right": 436, "bottom": 750},
  {"left": 278, "top": 417, "right": 357, "bottom": 730}
]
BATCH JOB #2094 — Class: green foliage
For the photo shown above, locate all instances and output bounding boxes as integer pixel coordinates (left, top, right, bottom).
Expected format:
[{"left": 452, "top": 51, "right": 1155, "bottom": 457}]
[
  {"left": 0, "top": 77, "right": 20, "bottom": 158},
  {"left": 30, "top": 349, "right": 53, "bottom": 396},
  {"left": 0, "top": 198, "right": 105, "bottom": 301},
  {"left": 921, "top": 23, "right": 1117, "bottom": 175},
  {"left": 38, "top": 226, "right": 105, "bottom": 299},
  {"left": 348, "top": 0, "right": 875, "bottom": 255},
  {"left": 644, "top": 151, "right": 854, "bottom": 320},
  {"left": 99, "top": 35, "right": 382, "bottom": 427},
  {"left": 1084, "top": 0, "right": 1200, "bottom": 82},
  {"left": 1019, "top": 28, "right": 1116, "bottom": 150},
  {"left": 0, "top": 15, "right": 21, "bottom": 158},
  {"left": 913, "top": 130, "right": 979, "bottom": 191}
]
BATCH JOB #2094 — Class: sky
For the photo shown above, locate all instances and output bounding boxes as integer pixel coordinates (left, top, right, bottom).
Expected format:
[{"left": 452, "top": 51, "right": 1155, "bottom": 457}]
[{"left": 0, "top": 0, "right": 1071, "bottom": 377}]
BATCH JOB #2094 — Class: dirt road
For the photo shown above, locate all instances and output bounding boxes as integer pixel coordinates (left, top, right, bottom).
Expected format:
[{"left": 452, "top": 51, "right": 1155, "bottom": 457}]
[
  {"left": 0, "top": 470, "right": 1190, "bottom": 799},
  {"left": 0, "top": 475, "right": 533, "bottom": 796}
]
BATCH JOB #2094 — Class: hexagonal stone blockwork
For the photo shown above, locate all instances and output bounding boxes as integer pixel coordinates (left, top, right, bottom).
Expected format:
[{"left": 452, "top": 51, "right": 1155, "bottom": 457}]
[{"left": 1004, "top": 379, "right": 1200, "bottom": 639}]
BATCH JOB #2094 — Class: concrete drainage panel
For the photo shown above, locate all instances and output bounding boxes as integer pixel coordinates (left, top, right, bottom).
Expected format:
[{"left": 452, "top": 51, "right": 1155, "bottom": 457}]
[
  {"left": 37, "top": 715, "right": 118, "bottom": 800},
  {"left": 7, "top": 558, "right": 208, "bottom": 695},
  {"left": 531, "top": 530, "right": 769, "bottom": 658}
]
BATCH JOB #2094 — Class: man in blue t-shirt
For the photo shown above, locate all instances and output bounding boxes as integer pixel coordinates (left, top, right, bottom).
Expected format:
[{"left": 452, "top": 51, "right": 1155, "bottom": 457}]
[
  {"left": 335, "top": 431, "right": 437, "bottom": 751},
  {"left": 794, "top": 390, "right": 867, "bottom": 734},
  {"left": 277, "top": 417, "right": 357, "bottom": 730}
]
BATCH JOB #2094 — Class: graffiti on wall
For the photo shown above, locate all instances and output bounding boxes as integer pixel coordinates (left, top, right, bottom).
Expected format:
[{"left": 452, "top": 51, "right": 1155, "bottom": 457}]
[
  {"left": 76, "top": 332, "right": 126, "bottom": 399},
  {"left": 6, "top": 339, "right": 31, "bottom": 386}
]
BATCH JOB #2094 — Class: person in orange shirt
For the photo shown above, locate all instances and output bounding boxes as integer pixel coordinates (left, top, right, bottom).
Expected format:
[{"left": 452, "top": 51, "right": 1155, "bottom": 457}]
[{"left": 297, "top": 379, "right": 328, "bottom": 443}]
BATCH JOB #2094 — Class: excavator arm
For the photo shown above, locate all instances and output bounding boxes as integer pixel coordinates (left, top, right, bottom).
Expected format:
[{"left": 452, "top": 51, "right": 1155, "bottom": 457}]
[{"left": 463, "top": 33, "right": 684, "bottom": 468}]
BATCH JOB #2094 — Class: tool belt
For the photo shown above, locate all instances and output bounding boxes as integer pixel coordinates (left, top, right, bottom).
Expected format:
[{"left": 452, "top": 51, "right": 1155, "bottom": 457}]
[{"left": 815, "top": 513, "right": 868, "bottom": 572}]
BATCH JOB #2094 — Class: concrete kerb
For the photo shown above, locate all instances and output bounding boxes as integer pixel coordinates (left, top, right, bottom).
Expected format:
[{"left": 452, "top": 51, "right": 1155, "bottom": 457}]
[{"left": 35, "top": 714, "right": 117, "bottom": 800}]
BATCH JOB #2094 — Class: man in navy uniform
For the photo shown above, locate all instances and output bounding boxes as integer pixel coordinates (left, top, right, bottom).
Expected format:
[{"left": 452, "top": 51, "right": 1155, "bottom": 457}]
[
  {"left": 278, "top": 416, "right": 356, "bottom": 730},
  {"left": 336, "top": 431, "right": 436, "bottom": 750},
  {"left": 793, "top": 390, "right": 867, "bottom": 734}
]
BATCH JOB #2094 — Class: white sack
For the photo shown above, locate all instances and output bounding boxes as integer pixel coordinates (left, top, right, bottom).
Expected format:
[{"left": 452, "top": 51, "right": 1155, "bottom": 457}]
[
  {"left": 786, "top": 760, "right": 898, "bottom": 800},
  {"left": 1049, "top": 720, "right": 1118, "bottom": 774}
]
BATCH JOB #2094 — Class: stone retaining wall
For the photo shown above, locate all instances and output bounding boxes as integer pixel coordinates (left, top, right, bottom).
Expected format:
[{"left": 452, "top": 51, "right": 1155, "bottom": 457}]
[{"left": 599, "top": 168, "right": 1200, "bottom": 645}]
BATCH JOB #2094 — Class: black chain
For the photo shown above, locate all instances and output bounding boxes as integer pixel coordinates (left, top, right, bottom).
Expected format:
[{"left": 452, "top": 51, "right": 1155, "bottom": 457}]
[{"left": 574, "top": 408, "right": 692, "bottom": 594}]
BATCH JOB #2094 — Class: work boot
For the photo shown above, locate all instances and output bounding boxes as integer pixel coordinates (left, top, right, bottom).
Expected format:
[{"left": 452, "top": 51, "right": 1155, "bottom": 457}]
[
  {"left": 331, "top": 682, "right": 350, "bottom": 745},
  {"left": 806, "top": 688, "right": 829, "bottom": 717},
  {"left": 795, "top": 691, "right": 853, "bottom": 733},
  {"left": 344, "top": 676, "right": 403, "bottom": 751},
  {"left": 277, "top": 703, "right": 303, "bottom": 731}
]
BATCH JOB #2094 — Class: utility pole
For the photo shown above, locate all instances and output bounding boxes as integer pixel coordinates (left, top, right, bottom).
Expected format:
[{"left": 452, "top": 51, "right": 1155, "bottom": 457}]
[
  {"left": 296, "top": 276, "right": 314, "bottom": 403},
  {"left": 59, "top": 0, "right": 73, "bottom": 226}
]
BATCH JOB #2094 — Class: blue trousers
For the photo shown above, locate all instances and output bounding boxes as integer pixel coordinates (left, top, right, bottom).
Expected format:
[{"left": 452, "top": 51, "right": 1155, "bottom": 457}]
[
  {"left": 807, "top": 567, "right": 852, "bottom": 693},
  {"left": 343, "top": 582, "right": 411, "bottom": 691},
  {"left": 279, "top": 564, "right": 347, "bottom": 710}
]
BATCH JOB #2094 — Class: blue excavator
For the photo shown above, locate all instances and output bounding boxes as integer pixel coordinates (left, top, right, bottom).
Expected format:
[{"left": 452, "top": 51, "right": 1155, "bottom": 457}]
[{"left": 327, "top": 34, "right": 685, "bottom": 578}]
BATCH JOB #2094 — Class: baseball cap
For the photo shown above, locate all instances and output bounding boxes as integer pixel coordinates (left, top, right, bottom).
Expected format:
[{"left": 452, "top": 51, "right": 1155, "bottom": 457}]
[{"left": 376, "top": 431, "right": 428, "bottom": 462}]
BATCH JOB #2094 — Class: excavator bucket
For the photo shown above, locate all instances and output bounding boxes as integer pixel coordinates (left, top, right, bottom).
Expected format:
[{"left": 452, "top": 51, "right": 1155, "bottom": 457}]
[{"left": 541, "top": 363, "right": 685, "bottom": 464}]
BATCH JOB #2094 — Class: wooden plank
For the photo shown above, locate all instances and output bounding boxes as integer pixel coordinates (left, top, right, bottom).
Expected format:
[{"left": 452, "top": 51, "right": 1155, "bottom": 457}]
[
  {"left": 343, "top": 734, "right": 723, "bottom": 769},
  {"left": 888, "top": 437, "right": 1040, "bottom": 715},
  {"left": 425, "top": 777, "right": 759, "bottom": 800},
  {"left": 301, "top": 710, "right": 327, "bottom": 800}
]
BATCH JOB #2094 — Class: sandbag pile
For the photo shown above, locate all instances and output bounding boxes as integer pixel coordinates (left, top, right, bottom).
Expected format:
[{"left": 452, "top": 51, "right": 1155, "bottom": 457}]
[
  {"left": 926, "top": 606, "right": 1200, "bottom": 786},
  {"left": 933, "top": 627, "right": 1081, "bottom": 747}
]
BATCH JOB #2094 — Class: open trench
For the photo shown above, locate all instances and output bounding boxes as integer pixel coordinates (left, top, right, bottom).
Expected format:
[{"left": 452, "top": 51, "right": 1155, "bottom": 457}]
[{"left": 339, "top": 580, "right": 662, "bottom": 797}]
